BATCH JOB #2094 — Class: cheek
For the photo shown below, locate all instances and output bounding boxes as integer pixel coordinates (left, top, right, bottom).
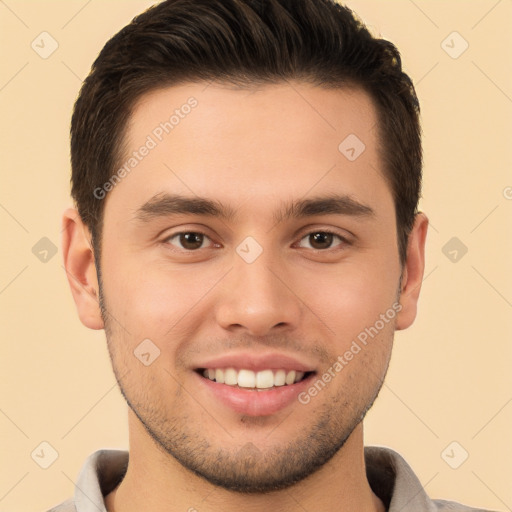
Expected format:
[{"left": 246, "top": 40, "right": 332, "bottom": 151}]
[
  {"left": 302, "top": 260, "right": 400, "bottom": 341},
  {"left": 103, "top": 257, "right": 222, "bottom": 340}
]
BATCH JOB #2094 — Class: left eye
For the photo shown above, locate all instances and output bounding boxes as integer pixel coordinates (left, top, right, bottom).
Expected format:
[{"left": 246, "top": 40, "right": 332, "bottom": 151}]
[
  {"left": 164, "top": 230, "right": 348, "bottom": 251},
  {"left": 296, "top": 231, "right": 347, "bottom": 250}
]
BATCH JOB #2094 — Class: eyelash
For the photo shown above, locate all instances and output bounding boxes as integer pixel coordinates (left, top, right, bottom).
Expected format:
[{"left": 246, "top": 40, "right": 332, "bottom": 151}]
[{"left": 162, "top": 229, "right": 351, "bottom": 253}]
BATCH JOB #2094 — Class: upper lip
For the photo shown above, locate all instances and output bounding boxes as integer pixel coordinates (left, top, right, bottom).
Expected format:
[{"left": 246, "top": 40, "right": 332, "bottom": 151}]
[{"left": 194, "top": 352, "right": 316, "bottom": 373}]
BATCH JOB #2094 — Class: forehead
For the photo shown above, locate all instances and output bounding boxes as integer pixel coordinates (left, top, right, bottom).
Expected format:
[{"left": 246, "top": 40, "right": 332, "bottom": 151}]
[
  {"left": 127, "top": 80, "right": 378, "bottom": 157},
  {"left": 104, "top": 80, "right": 392, "bottom": 225}
]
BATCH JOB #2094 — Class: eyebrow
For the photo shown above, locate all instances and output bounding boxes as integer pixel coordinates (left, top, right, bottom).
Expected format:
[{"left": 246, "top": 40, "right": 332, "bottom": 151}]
[{"left": 132, "top": 192, "right": 376, "bottom": 225}]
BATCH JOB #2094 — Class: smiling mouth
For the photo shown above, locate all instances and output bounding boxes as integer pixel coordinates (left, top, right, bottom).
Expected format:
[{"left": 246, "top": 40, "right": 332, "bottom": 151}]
[{"left": 195, "top": 368, "right": 315, "bottom": 391}]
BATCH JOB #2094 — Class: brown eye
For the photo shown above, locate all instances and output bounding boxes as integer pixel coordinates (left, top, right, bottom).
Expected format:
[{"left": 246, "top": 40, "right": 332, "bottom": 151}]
[
  {"left": 166, "top": 232, "right": 210, "bottom": 251},
  {"left": 310, "top": 232, "right": 334, "bottom": 250},
  {"left": 297, "top": 231, "right": 347, "bottom": 251}
]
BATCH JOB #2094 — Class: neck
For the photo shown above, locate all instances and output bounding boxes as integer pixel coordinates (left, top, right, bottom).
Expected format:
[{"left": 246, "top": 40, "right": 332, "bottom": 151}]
[{"left": 105, "top": 413, "right": 384, "bottom": 512}]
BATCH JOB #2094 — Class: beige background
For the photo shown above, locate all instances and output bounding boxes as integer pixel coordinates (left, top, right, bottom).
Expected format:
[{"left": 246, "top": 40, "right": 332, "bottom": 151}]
[{"left": 0, "top": 1, "right": 511, "bottom": 511}]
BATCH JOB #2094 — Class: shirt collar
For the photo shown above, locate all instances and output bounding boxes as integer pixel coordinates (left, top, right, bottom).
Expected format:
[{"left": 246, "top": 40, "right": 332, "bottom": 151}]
[{"left": 71, "top": 446, "right": 435, "bottom": 512}]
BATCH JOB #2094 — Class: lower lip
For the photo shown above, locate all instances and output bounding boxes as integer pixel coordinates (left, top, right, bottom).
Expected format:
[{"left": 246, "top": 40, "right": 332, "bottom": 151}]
[{"left": 195, "top": 371, "right": 315, "bottom": 416}]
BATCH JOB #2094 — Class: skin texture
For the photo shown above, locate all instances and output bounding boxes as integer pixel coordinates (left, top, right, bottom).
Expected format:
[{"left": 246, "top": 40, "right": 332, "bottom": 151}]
[{"left": 62, "top": 81, "right": 428, "bottom": 512}]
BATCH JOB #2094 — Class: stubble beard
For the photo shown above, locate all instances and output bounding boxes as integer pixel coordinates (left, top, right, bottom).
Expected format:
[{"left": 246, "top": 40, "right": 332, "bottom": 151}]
[{"left": 97, "top": 270, "right": 393, "bottom": 494}]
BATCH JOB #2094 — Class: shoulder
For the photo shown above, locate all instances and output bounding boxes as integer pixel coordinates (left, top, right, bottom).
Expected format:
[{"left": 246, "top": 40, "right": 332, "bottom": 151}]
[
  {"left": 45, "top": 497, "right": 76, "bottom": 512},
  {"left": 433, "top": 499, "right": 499, "bottom": 511},
  {"left": 43, "top": 449, "right": 128, "bottom": 512},
  {"left": 365, "top": 446, "right": 499, "bottom": 512}
]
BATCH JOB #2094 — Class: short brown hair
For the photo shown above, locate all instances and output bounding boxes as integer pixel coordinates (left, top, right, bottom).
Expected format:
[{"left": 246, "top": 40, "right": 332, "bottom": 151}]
[{"left": 70, "top": 0, "right": 422, "bottom": 267}]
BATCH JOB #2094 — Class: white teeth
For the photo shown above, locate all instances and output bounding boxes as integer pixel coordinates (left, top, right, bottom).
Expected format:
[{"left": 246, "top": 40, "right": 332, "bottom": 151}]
[
  {"left": 274, "top": 369, "right": 286, "bottom": 386},
  {"left": 285, "top": 370, "right": 296, "bottom": 385},
  {"left": 202, "top": 367, "right": 308, "bottom": 389},
  {"left": 237, "top": 369, "right": 256, "bottom": 388},
  {"left": 215, "top": 368, "right": 225, "bottom": 384},
  {"left": 256, "top": 369, "right": 274, "bottom": 388},
  {"left": 224, "top": 368, "right": 238, "bottom": 386}
]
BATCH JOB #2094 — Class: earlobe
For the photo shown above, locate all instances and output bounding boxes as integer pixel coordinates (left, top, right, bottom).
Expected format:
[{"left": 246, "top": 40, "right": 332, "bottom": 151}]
[
  {"left": 61, "top": 208, "right": 104, "bottom": 330},
  {"left": 395, "top": 212, "right": 429, "bottom": 331}
]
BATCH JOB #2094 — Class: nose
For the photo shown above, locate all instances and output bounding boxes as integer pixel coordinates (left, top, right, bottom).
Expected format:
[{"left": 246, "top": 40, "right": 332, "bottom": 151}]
[{"left": 214, "top": 249, "right": 302, "bottom": 337}]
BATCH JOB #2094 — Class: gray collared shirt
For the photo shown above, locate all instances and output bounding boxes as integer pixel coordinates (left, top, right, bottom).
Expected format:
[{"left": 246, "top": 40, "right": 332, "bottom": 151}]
[{"left": 46, "top": 446, "right": 497, "bottom": 512}]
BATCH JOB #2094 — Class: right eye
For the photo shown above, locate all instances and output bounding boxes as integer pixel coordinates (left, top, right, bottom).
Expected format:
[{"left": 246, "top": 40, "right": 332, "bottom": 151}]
[{"left": 163, "top": 231, "right": 216, "bottom": 251}]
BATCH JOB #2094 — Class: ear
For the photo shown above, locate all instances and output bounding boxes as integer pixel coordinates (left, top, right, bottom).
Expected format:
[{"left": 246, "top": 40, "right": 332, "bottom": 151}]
[
  {"left": 61, "top": 208, "right": 104, "bottom": 330},
  {"left": 395, "top": 212, "right": 429, "bottom": 331}
]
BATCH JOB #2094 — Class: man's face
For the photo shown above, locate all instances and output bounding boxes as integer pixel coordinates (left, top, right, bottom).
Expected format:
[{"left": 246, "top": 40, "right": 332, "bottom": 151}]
[{"left": 98, "top": 81, "right": 403, "bottom": 492}]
